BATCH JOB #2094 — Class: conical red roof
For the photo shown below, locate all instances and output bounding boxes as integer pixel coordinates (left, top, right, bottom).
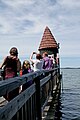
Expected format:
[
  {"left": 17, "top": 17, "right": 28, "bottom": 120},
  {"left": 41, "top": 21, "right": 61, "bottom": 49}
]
[{"left": 39, "top": 26, "right": 58, "bottom": 50}]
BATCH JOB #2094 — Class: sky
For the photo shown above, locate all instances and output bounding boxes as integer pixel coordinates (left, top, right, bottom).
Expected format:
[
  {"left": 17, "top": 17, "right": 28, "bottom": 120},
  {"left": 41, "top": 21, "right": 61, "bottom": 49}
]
[{"left": 0, "top": 0, "right": 80, "bottom": 67}]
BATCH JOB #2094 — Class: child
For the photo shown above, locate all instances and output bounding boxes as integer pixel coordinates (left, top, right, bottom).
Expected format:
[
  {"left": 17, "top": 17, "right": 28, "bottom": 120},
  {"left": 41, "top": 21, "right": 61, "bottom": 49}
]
[{"left": 22, "top": 60, "right": 33, "bottom": 91}]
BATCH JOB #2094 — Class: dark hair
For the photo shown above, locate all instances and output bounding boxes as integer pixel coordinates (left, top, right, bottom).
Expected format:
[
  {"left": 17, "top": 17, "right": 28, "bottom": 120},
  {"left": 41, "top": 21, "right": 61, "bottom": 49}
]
[
  {"left": 10, "top": 47, "right": 18, "bottom": 56},
  {"left": 36, "top": 54, "right": 42, "bottom": 60}
]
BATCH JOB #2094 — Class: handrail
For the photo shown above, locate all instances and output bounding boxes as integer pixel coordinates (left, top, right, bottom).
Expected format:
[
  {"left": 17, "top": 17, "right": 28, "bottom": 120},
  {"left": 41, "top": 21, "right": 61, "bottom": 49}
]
[
  {"left": 0, "top": 67, "right": 59, "bottom": 97},
  {"left": 0, "top": 84, "right": 36, "bottom": 120},
  {"left": 0, "top": 66, "right": 61, "bottom": 120}
]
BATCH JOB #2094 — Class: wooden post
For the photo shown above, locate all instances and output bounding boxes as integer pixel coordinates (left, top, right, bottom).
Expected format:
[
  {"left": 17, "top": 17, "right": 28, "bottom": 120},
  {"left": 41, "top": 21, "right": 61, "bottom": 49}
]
[
  {"left": 34, "top": 76, "right": 42, "bottom": 120},
  {"left": 51, "top": 71, "right": 53, "bottom": 97}
]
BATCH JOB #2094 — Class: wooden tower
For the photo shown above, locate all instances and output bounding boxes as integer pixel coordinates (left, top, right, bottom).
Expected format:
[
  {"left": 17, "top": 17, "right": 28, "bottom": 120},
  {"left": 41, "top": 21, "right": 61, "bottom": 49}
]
[{"left": 38, "top": 26, "right": 59, "bottom": 58}]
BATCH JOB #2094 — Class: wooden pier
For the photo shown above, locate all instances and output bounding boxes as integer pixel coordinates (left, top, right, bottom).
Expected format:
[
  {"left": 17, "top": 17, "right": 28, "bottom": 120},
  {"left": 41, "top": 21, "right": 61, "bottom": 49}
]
[
  {"left": 0, "top": 26, "right": 62, "bottom": 120},
  {"left": 0, "top": 66, "right": 61, "bottom": 120}
]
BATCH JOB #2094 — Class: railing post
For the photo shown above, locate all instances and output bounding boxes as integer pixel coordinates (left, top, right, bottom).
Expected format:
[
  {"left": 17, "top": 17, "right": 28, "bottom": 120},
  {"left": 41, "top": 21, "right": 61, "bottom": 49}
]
[
  {"left": 34, "top": 76, "right": 42, "bottom": 120},
  {"left": 51, "top": 71, "right": 53, "bottom": 97}
]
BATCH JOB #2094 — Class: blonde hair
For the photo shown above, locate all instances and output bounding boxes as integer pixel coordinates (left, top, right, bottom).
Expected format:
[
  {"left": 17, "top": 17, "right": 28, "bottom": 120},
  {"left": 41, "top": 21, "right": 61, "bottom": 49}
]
[{"left": 22, "top": 60, "right": 30, "bottom": 69}]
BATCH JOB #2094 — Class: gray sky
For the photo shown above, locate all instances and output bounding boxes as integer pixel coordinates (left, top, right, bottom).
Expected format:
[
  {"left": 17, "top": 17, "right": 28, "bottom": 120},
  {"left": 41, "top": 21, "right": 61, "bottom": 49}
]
[{"left": 0, "top": 0, "right": 80, "bottom": 59}]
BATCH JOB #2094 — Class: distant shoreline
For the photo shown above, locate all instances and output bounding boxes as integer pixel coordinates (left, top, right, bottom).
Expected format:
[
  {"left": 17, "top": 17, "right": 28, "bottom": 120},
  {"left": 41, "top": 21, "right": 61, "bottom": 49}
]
[{"left": 61, "top": 67, "right": 80, "bottom": 69}]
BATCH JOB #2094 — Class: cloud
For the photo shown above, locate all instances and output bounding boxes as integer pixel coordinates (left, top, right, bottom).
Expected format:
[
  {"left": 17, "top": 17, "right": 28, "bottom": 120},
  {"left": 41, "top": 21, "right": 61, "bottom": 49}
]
[
  {"left": 0, "top": 1, "right": 59, "bottom": 34},
  {"left": 0, "top": 0, "right": 80, "bottom": 59},
  {"left": 0, "top": 0, "right": 80, "bottom": 35},
  {"left": 58, "top": 0, "right": 80, "bottom": 8}
]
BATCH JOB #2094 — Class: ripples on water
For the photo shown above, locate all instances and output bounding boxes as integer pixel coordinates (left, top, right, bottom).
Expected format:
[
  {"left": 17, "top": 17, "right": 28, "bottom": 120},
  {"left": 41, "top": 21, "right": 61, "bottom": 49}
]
[{"left": 56, "top": 69, "right": 80, "bottom": 120}]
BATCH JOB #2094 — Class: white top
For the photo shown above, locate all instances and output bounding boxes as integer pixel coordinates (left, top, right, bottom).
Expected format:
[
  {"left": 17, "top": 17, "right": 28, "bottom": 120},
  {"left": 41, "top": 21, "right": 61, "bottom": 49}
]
[{"left": 32, "top": 59, "right": 43, "bottom": 71}]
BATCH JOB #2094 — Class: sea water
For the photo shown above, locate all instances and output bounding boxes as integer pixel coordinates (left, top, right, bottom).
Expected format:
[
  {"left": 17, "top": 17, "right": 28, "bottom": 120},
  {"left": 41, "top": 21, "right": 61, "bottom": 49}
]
[{"left": 55, "top": 68, "right": 80, "bottom": 120}]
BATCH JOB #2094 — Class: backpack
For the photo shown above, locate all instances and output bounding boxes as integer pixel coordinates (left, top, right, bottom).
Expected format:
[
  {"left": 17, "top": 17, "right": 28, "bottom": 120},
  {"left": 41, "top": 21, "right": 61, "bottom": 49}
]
[
  {"left": 43, "top": 57, "right": 53, "bottom": 70},
  {"left": 43, "top": 57, "right": 50, "bottom": 70}
]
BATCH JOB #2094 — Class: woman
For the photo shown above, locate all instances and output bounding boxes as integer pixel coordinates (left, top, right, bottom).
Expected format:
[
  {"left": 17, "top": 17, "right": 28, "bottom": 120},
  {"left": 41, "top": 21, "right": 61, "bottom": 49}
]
[
  {"left": 0, "top": 47, "right": 21, "bottom": 101},
  {"left": 30, "top": 52, "right": 43, "bottom": 72},
  {"left": 0, "top": 47, "right": 21, "bottom": 79}
]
